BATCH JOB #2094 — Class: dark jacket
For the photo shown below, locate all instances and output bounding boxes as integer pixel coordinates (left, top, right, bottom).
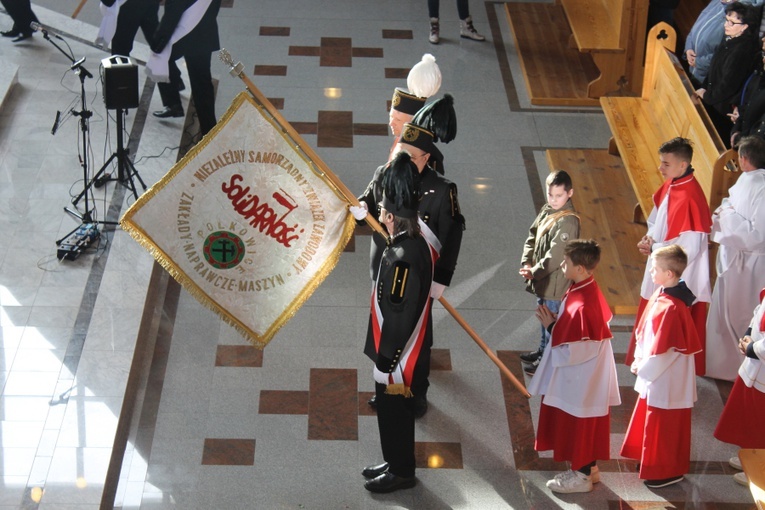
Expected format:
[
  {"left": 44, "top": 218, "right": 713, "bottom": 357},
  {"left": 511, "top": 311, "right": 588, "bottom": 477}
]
[
  {"left": 733, "top": 70, "right": 765, "bottom": 142},
  {"left": 358, "top": 164, "right": 465, "bottom": 286},
  {"left": 703, "top": 32, "right": 761, "bottom": 114},
  {"left": 364, "top": 233, "right": 433, "bottom": 370}
]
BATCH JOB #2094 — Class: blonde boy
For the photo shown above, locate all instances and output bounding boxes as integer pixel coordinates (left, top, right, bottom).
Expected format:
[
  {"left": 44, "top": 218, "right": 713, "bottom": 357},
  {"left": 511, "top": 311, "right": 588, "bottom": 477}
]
[{"left": 621, "top": 245, "right": 702, "bottom": 488}]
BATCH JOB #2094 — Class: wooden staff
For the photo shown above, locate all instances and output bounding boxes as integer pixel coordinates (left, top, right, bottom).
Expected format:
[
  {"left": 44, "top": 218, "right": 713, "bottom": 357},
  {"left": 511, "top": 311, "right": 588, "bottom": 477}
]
[
  {"left": 217, "top": 49, "right": 529, "bottom": 397},
  {"left": 72, "top": 0, "right": 89, "bottom": 19},
  {"left": 438, "top": 297, "right": 530, "bottom": 397}
]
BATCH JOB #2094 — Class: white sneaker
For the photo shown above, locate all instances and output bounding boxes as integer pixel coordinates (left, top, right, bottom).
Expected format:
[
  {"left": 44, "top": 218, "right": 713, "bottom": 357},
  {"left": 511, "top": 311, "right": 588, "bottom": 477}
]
[
  {"left": 546, "top": 469, "right": 593, "bottom": 494},
  {"left": 729, "top": 455, "right": 743, "bottom": 471},
  {"left": 734, "top": 472, "right": 749, "bottom": 486}
]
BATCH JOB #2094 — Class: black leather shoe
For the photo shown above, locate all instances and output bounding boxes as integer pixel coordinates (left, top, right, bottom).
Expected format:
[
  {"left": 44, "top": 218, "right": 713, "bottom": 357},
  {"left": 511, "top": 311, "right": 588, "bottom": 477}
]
[
  {"left": 153, "top": 105, "right": 184, "bottom": 118},
  {"left": 2, "top": 29, "right": 21, "bottom": 37},
  {"left": 367, "top": 395, "right": 377, "bottom": 407},
  {"left": 364, "top": 472, "right": 416, "bottom": 493},
  {"left": 413, "top": 395, "right": 428, "bottom": 418},
  {"left": 361, "top": 462, "right": 389, "bottom": 479},
  {"left": 11, "top": 32, "right": 32, "bottom": 42}
]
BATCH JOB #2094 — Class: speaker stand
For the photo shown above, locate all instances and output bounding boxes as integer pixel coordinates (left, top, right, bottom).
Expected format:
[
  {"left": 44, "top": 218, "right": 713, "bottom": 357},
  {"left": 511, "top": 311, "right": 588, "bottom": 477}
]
[{"left": 72, "top": 108, "right": 147, "bottom": 206}]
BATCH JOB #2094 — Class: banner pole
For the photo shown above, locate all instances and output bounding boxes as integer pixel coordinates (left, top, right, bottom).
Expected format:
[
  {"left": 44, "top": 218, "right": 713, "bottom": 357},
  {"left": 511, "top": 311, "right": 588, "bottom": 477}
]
[
  {"left": 72, "top": 0, "right": 88, "bottom": 19},
  {"left": 439, "top": 297, "right": 531, "bottom": 397},
  {"left": 218, "top": 49, "right": 530, "bottom": 398}
]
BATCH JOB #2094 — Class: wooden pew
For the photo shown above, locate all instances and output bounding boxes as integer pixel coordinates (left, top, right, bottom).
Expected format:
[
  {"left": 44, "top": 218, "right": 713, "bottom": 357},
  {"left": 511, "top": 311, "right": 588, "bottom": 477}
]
[
  {"left": 505, "top": 0, "right": 648, "bottom": 105},
  {"left": 560, "top": 0, "right": 648, "bottom": 99},
  {"left": 600, "top": 22, "right": 739, "bottom": 223}
]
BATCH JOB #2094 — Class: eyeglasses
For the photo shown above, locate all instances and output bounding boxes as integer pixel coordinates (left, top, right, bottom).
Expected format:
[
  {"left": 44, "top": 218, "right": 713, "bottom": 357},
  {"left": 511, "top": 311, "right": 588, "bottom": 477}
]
[{"left": 725, "top": 17, "right": 745, "bottom": 26}]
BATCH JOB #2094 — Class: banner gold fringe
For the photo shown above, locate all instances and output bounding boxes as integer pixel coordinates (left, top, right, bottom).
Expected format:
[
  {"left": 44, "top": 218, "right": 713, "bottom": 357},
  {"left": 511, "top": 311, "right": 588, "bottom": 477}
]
[{"left": 120, "top": 92, "right": 357, "bottom": 349}]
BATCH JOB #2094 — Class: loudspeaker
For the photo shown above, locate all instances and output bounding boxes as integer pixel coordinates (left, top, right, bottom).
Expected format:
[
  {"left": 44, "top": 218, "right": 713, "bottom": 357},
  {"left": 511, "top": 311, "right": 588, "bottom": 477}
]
[{"left": 101, "top": 55, "right": 139, "bottom": 110}]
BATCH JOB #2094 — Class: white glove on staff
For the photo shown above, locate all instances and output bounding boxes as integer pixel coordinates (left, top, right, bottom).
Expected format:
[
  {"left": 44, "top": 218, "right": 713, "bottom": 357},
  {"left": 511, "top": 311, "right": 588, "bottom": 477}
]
[
  {"left": 430, "top": 282, "right": 446, "bottom": 299},
  {"left": 349, "top": 203, "right": 368, "bottom": 220}
]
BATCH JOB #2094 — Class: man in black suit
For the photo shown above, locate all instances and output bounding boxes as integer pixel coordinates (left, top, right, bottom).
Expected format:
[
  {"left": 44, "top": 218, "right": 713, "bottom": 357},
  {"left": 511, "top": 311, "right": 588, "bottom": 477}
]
[
  {"left": 1, "top": 0, "right": 39, "bottom": 42},
  {"left": 151, "top": 0, "right": 221, "bottom": 136}
]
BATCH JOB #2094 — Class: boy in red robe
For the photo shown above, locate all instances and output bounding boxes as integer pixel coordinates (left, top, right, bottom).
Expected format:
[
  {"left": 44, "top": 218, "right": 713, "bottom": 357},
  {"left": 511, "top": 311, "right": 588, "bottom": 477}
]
[
  {"left": 621, "top": 244, "right": 702, "bottom": 489},
  {"left": 528, "top": 240, "right": 621, "bottom": 494},
  {"left": 625, "top": 138, "right": 711, "bottom": 375}
]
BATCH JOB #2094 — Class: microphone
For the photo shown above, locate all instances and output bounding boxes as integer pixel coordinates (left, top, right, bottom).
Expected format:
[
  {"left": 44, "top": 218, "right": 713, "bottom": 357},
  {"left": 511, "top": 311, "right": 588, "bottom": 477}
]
[
  {"left": 70, "top": 57, "right": 93, "bottom": 79},
  {"left": 51, "top": 110, "right": 61, "bottom": 136},
  {"left": 30, "top": 22, "right": 63, "bottom": 40},
  {"left": 30, "top": 21, "right": 47, "bottom": 36}
]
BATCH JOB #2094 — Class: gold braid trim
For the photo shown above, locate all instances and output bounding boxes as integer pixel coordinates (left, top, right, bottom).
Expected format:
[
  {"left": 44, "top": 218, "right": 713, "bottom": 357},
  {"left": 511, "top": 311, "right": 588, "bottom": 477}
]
[{"left": 385, "top": 384, "right": 414, "bottom": 398}]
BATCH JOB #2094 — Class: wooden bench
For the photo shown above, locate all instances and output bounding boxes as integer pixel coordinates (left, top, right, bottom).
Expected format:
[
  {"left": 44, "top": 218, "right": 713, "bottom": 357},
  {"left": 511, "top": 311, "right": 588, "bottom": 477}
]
[
  {"left": 738, "top": 448, "right": 765, "bottom": 508},
  {"left": 505, "top": 0, "right": 648, "bottom": 105},
  {"left": 560, "top": 0, "right": 648, "bottom": 99},
  {"left": 600, "top": 23, "right": 739, "bottom": 223}
]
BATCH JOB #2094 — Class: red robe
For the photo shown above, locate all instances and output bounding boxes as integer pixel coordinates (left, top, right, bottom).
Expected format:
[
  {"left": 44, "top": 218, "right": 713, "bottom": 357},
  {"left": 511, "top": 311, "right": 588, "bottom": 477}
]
[
  {"left": 621, "top": 287, "right": 701, "bottom": 479},
  {"left": 530, "top": 277, "right": 620, "bottom": 470},
  {"left": 626, "top": 172, "right": 712, "bottom": 375},
  {"left": 714, "top": 288, "right": 765, "bottom": 448}
]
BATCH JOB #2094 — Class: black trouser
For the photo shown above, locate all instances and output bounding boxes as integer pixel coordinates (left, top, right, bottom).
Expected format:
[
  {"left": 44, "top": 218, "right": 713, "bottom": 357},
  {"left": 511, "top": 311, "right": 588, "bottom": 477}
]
[
  {"left": 427, "top": 0, "right": 470, "bottom": 19},
  {"left": 375, "top": 382, "right": 416, "bottom": 478},
  {"left": 111, "top": 0, "right": 158, "bottom": 56},
  {"left": 158, "top": 51, "right": 216, "bottom": 135},
  {"left": 1, "top": 0, "right": 38, "bottom": 34}
]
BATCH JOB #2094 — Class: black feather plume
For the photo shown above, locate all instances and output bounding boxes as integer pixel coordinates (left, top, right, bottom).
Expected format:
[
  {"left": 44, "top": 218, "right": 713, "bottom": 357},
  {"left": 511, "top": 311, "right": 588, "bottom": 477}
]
[
  {"left": 382, "top": 152, "right": 419, "bottom": 212},
  {"left": 412, "top": 93, "right": 457, "bottom": 143}
]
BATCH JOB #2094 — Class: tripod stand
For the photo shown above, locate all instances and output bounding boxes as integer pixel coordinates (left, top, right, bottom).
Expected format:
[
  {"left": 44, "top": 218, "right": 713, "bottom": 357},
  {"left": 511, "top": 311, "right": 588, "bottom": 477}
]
[{"left": 72, "top": 106, "right": 147, "bottom": 206}]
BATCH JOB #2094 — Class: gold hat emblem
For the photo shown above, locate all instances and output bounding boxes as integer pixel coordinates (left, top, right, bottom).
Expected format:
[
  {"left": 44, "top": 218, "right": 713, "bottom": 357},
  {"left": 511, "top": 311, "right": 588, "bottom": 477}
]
[
  {"left": 392, "top": 90, "right": 401, "bottom": 108},
  {"left": 402, "top": 126, "right": 419, "bottom": 142}
]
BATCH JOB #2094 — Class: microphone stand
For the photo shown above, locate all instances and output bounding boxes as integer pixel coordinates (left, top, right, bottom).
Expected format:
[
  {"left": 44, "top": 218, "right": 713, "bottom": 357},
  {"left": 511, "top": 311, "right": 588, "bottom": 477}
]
[{"left": 36, "top": 27, "right": 117, "bottom": 251}]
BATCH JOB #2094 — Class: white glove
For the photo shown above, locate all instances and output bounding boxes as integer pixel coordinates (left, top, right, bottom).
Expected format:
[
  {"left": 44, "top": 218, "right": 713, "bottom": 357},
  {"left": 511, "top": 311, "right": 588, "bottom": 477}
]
[
  {"left": 430, "top": 282, "right": 446, "bottom": 299},
  {"left": 373, "top": 366, "right": 389, "bottom": 385},
  {"left": 349, "top": 203, "right": 368, "bottom": 220}
]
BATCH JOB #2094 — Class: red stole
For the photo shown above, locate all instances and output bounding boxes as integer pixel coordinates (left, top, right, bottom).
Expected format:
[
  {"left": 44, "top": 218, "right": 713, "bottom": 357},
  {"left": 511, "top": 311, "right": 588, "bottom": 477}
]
[
  {"left": 551, "top": 276, "right": 612, "bottom": 346},
  {"left": 652, "top": 173, "right": 711, "bottom": 240},
  {"left": 636, "top": 289, "right": 703, "bottom": 357}
]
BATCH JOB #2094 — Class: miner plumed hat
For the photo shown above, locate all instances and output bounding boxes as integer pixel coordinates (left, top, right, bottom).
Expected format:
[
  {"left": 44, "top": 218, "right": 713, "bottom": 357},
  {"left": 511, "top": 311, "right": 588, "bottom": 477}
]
[{"left": 381, "top": 152, "right": 420, "bottom": 219}]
